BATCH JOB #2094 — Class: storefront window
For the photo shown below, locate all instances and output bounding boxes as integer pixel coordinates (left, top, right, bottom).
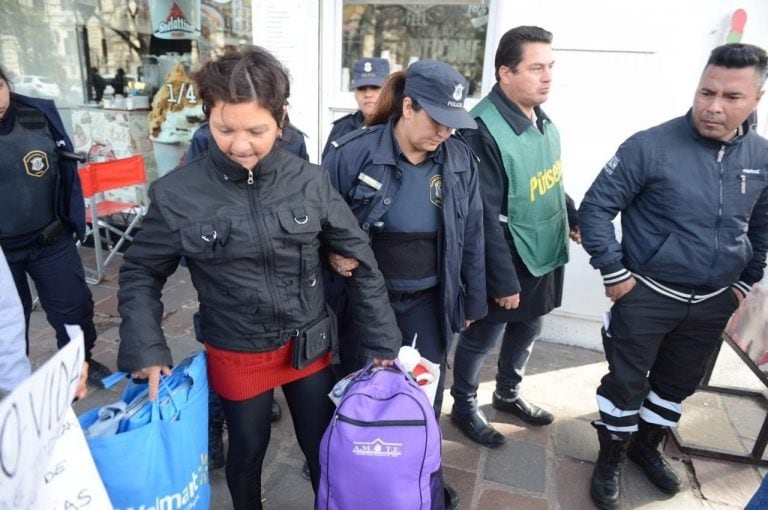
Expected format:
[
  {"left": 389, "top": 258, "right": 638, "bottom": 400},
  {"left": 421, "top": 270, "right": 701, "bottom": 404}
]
[
  {"left": 0, "top": 0, "right": 252, "bottom": 107},
  {"left": 341, "top": 0, "right": 490, "bottom": 96}
]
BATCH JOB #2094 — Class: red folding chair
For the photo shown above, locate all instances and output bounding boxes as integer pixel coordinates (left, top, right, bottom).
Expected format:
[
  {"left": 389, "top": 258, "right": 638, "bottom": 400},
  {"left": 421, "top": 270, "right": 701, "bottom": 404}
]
[{"left": 77, "top": 155, "right": 148, "bottom": 283}]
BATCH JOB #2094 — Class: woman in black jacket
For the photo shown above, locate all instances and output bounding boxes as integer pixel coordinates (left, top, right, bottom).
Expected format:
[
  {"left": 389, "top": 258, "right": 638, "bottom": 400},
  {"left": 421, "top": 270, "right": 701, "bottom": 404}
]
[{"left": 116, "top": 46, "right": 400, "bottom": 510}]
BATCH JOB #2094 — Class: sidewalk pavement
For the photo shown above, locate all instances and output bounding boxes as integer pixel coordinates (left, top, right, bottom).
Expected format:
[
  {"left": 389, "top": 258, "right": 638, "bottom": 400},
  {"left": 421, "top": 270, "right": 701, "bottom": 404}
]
[{"left": 26, "top": 249, "right": 767, "bottom": 509}]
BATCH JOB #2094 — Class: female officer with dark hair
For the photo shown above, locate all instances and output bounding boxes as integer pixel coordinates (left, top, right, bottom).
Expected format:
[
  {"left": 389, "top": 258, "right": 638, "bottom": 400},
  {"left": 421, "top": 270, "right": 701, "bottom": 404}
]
[
  {"left": 322, "top": 60, "right": 487, "bottom": 509},
  {"left": 0, "top": 66, "right": 111, "bottom": 385},
  {"left": 116, "top": 46, "right": 400, "bottom": 510}
]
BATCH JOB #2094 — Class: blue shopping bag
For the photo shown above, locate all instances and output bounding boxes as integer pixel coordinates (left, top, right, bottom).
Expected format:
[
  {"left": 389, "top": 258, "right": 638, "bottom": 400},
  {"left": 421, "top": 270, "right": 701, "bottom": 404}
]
[{"left": 79, "top": 351, "right": 210, "bottom": 510}]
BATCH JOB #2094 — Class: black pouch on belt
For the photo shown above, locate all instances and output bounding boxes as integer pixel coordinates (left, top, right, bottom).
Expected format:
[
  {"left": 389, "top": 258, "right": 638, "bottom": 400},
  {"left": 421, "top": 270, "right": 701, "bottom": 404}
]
[
  {"left": 37, "top": 219, "right": 64, "bottom": 246},
  {"left": 292, "top": 314, "right": 332, "bottom": 370}
]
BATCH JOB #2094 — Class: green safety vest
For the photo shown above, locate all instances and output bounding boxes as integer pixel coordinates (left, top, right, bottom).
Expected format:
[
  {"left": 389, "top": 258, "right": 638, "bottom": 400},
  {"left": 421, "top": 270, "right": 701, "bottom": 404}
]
[{"left": 472, "top": 98, "right": 569, "bottom": 276}]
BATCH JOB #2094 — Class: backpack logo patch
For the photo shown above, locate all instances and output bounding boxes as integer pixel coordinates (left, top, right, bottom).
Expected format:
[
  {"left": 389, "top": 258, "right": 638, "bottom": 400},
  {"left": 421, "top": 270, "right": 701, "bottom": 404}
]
[
  {"left": 23, "top": 150, "right": 49, "bottom": 177},
  {"left": 352, "top": 438, "right": 402, "bottom": 458}
]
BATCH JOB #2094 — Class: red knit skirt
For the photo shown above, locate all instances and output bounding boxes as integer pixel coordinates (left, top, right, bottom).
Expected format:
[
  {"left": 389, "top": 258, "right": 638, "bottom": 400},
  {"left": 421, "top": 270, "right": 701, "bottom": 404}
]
[{"left": 206, "top": 339, "right": 332, "bottom": 401}]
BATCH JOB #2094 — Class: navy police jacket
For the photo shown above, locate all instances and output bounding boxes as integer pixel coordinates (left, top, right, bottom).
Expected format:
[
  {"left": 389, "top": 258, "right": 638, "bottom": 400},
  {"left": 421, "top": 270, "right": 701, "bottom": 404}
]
[
  {"left": 579, "top": 110, "right": 768, "bottom": 294},
  {"left": 321, "top": 110, "right": 364, "bottom": 159},
  {"left": 322, "top": 120, "right": 487, "bottom": 335},
  {"left": 11, "top": 93, "right": 86, "bottom": 241}
]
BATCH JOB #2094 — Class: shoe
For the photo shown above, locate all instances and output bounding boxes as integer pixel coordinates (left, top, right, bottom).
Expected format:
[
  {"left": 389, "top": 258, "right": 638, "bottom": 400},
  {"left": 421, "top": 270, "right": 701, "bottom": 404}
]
[
  {"left": 301, "top": 461, "right": 311, "bottom": 480},
  {"left": 628, "top": 421, "right": 682, "bottom": 494},
  {"left": 86, "top": 359, "right": 113, "bottom": 388},
  {"left": 271, "top": 399, "right": 282, "bottom": 422},
  {"left": 590, "top": 421, "right": 630, "bottom": 509},
  {"left": 208, "top": 416, "right": 226, "bottom": 471},
  {"left": 443, "top": 482, "right": 460, "bottom": 510},
  {"left": 492, "top": 393, "right": 554, "bottom": 426},
  {"left": 450, "top": 408, "right": 506, "bottom": 447}
]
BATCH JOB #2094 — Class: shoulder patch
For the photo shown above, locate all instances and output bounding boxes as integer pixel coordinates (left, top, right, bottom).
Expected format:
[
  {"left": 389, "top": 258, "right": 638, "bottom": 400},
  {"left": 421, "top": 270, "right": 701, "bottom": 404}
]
[
  {"left": 330, "top": 126, "right": 374, "bottom": 149},
  {"left": 603, "top": 155, "right": 620, "bottom": 175},
  {"left": 16, "top": 106, "right": 48, "bottom": 131}
]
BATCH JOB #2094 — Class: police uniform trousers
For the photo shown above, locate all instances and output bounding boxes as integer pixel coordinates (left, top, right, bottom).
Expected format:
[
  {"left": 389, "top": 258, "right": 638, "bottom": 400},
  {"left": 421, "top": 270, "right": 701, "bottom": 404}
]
[
  {"left": 4, "top": 235, "right": 97, "bottom": 357},
  {"left": 597, "top": 280, "right": 740, "bottom": 433},
  {"left": 387, "top": 286, "right": 449, "bottom": 417}
]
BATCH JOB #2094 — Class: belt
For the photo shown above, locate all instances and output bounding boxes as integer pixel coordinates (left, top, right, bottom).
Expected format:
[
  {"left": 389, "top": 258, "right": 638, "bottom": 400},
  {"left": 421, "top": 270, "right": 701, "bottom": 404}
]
[{"left": 387, "top": 288, "right": 432, "bottom": 302}]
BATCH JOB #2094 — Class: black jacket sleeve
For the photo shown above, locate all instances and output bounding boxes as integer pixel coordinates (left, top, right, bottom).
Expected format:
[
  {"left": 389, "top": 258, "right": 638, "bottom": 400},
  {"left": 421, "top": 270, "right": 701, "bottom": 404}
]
[
  {"left": 116, "top": 184, "right": 182, "bottom": 373},
  {"left": 462, "top": 123, "right": 521, "bottom": 298},
  {"left": 318, "top": 173, "right": 401, "bottom": 360},
  {"left": 578, "top": 137, "right": 648, "bottom": 283}
]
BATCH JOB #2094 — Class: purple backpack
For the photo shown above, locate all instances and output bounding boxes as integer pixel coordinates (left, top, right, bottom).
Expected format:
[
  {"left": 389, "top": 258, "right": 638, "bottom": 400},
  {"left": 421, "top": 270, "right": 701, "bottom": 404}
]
[{"left": 316, "top": 361, "right": 444, "bottom": 510}]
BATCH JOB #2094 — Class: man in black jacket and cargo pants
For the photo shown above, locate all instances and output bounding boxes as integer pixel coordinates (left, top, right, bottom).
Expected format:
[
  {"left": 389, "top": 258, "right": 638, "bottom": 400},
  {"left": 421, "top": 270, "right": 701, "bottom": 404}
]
[{"left": 579, "top": 43, "right": 768, "bottom": 509}]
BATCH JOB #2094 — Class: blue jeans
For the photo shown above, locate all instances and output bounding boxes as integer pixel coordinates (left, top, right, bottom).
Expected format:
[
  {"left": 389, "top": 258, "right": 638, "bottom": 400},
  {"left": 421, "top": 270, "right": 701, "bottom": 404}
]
[{"left": 450, "top": 316, "right": 542, "bottom": 414}]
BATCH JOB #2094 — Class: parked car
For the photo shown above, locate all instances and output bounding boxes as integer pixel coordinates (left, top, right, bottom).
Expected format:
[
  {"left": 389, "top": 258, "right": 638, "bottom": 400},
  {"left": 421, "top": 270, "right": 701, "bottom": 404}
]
[{"left": 12, "top": 75, "right": 61, "bottom": 99}]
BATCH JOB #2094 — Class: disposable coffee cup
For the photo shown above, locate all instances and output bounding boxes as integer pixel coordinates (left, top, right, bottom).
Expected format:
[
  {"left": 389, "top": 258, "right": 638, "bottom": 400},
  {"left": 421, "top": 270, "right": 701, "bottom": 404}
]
[{"left": 398, "top": 345, "right": 421, "bottom": 373}]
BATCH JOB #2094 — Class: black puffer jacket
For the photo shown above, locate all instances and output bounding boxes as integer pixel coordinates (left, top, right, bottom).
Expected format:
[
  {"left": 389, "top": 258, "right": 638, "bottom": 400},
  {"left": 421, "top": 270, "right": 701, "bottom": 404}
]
[{"left": 117, "top": 142, "right": 400, "bottom": 373}]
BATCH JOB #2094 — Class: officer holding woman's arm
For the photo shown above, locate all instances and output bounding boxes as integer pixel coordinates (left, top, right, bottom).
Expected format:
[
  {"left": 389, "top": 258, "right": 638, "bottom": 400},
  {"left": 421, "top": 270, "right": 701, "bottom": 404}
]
[{"left": 322, "top": 59, "right": 487, "bottom": 509}]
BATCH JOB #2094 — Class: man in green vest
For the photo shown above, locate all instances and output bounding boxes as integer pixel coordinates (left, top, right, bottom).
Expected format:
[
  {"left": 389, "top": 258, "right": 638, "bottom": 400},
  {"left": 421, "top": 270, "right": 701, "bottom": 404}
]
[{"left": 450, "top": 25, "right": 579, "bottom": 447}]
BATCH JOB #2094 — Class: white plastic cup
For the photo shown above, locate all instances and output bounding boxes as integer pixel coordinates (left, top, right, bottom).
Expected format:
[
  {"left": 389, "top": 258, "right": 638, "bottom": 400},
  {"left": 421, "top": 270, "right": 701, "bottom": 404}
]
[{"left": 398, "top": 345, "right": 421, "bottom": 373}]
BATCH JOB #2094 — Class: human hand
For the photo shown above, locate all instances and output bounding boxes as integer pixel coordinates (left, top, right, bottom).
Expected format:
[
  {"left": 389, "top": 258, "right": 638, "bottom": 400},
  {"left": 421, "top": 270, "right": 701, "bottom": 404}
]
[
  {"left": 329, "top": 252, "right": 359, "bottom": 277},
  {"left": 732, "top": 288, "right": 745, "bottom": 306},
  {"left": 464, "top": 319, "right": 475, "bottom": 329},
  {"left": 605, "top": 277, "right": 636, "bottom": 302},
  {"left": 494, "top": 294, "right": 520, "bottom": 310},
  {"left": 131, "top": 365, "right": 173, "bottom": 401},
  {"left": 569, "top": 226, "right": 582, "bottom": 244},
  {"left": 372, "top": 357, "right": 395, "bottom": 367},
  {"left": 74, "top": 361, "right": 89, "bottom": 401}
]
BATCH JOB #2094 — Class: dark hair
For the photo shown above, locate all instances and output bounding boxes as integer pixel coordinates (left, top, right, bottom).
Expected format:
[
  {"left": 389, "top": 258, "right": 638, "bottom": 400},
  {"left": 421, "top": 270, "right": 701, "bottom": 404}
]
[
  {"left": 707, "top": 43, "right": 768, "bottom": 85},
  {"left": 365, "top": 71, "right": 423, "bottom": 126},
  {"left": 192, "top": 45, "right": 290, "bottom": 126},
  {"left": 494, "top": 26, "right": 553, "bottom": 81}
]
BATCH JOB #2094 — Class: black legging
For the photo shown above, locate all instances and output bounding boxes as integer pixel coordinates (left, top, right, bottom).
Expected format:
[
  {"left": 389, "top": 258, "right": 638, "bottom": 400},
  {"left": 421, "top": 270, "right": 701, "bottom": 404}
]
[{"left": 221, "top": 367, "right": 336, "bottom": 509}]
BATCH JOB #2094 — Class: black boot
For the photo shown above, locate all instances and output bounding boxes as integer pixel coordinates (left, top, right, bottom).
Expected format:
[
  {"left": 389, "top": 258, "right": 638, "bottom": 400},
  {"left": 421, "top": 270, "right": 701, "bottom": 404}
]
[
  {"left": 590, "top": 421, "right": 630, "bottom": 509},
  {"left": 208, "top": 415, "right": 226, "bottom": 471},
  {"left": 628, "top": 420, "right": 682, "bottom": 494}
]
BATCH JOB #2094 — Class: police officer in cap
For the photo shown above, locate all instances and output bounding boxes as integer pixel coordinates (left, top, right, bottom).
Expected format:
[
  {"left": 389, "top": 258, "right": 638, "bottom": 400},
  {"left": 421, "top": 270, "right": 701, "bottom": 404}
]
[
  {"left": 321, "top": 57, "right": 390, "bottom": 158},
  {"left": 0, "top": 66, "right": 111, "bottom": 385},
  {"left": 322, "top": 60, "right": 487, "bottom": 510}
]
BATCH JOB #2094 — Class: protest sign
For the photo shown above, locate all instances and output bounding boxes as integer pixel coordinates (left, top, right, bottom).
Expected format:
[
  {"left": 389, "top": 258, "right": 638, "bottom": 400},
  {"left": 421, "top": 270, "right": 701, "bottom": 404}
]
[{"left": 0, "top": 325, "right": 108, "bottom": 509}]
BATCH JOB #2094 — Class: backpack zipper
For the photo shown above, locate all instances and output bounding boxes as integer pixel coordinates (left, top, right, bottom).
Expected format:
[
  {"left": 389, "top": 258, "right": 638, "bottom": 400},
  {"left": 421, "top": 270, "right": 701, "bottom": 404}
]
[{"left": 337, "top": 414, "right": 426, "bottom": 427}]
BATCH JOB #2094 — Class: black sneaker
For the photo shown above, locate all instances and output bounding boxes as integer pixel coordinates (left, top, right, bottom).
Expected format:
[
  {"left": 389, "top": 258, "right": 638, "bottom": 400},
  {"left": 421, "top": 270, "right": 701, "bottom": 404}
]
[{"left": 87, "top": 359, "right": 113, "bottom": 388}]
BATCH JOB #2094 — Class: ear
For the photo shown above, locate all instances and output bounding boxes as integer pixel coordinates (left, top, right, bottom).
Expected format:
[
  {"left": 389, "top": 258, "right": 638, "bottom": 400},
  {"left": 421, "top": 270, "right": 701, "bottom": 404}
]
[
  {"left": 498, "top": 65, "right": 514, "bottom": 85},
  {"left": 757, "top": 87, "right": 765, "bottom": 103},
  {"left": 402, "top": 96, "right": 414, "bottom": 120}
]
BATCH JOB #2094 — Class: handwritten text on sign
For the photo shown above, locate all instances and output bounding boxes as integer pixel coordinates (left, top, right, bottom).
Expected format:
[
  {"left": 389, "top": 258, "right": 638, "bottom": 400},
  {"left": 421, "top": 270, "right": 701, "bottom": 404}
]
[{"left": 0, "top": 327, "right": 84, "bottom": 509}]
